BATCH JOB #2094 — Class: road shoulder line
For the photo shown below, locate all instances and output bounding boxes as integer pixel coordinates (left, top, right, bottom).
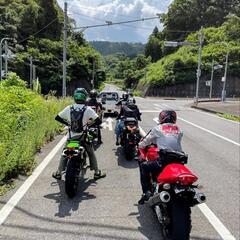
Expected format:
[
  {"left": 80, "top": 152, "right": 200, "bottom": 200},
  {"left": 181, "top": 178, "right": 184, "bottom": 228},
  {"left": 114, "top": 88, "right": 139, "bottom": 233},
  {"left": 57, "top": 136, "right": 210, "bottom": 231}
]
[
  {"left": 152, "top": 107, "right": 239, "bottom": 147},
  {"left": 0, "top": 135, "right": 67, "bottom": 225}
]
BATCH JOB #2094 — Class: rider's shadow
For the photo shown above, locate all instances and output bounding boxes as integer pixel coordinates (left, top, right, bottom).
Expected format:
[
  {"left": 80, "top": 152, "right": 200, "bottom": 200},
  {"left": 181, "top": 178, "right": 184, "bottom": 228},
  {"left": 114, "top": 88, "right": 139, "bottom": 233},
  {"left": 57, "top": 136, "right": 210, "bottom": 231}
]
[
  {"left": 131, "top": 203, "right": 163, "bottom": 240},
  {"left": 45, "top": 178, "right": 96, "bottom": 218},
  {"left": 114, "top": 147, "right": 138, "bottom": 169}
]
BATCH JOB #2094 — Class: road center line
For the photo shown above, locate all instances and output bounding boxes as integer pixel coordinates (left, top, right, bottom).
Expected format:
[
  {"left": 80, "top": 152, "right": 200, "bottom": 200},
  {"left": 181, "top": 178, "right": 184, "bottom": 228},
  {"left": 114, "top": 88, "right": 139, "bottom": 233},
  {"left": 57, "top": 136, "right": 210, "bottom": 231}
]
[
  {"left": 0, "top": 135, "right": 67, "bottom": 225},
  {"left": 139, "top": 126, "right": 236, "bottom": 240}
]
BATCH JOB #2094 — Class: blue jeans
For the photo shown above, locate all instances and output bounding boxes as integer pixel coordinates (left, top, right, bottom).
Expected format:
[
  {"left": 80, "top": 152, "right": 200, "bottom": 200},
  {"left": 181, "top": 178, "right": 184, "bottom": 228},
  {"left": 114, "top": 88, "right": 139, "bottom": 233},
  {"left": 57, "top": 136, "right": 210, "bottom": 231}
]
[{"left": 115, "top": 120, "right": 124, "bottom": 140}]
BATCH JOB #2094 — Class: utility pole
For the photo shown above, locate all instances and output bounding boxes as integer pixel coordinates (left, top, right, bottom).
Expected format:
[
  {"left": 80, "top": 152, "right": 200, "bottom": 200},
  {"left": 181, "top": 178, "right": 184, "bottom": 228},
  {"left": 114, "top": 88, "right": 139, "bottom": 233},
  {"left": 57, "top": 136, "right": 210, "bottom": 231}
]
[
  {"left": 33, "top": 65, "right": 36, "bottom": 81},
  {"left": 92, "top": 59, "right": 95, "bottom": 89},
  {"left": 195, "top": 26, "right": 204, "bottom": 106},
  {"left": 0, "top": 38, "right": 9, "bottom": 81},
  {"left": 62, "top": 1, "right": 67, "bottom": 97},
  {"left": 4, "top": 40, "right": 8, "bottom": 78},
  {"left": 221, "top": 49, "right": 229, "bottom": 102},
  {"left": 210, "top": 60, "right": 214, "bottom": 99},
  {"left": 29, "top": 56, "right": 33, "bottom": 89}
]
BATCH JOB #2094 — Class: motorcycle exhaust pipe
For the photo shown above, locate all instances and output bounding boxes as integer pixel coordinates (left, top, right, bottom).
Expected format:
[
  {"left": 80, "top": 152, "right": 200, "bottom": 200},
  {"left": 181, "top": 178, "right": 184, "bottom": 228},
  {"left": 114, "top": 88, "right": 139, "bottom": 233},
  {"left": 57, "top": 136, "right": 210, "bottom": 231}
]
[
  {"left": 192, "top": 192, "right": 206, "bottom": 205},
  {"left": 148, "top": 191, "right": 171, "bottom": 207}
]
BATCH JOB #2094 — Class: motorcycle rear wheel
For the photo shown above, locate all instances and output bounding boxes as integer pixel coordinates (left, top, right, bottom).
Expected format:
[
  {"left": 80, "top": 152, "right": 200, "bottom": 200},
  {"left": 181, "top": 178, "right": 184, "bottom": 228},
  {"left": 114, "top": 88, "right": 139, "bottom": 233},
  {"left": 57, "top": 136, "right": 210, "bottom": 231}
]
[
  {"left": 124, "top": 144, "right": 135, "bottom": 161},
  {"left": 162, "top": 199, "right": 191, "bottom": 240},
  {"left": 65, "top": 158, "right": 79, "bottom": 198}
]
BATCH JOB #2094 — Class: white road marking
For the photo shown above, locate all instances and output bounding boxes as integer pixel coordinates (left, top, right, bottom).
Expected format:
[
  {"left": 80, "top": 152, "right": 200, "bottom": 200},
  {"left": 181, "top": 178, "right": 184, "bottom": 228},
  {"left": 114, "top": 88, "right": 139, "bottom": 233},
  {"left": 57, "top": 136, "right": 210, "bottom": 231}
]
[
  {"left": 139, "top": 127, "right": 236, "bottom": 240},
  {"left": 198, "top": 203, "right": 236, "bottom": 240},
  {"left": 178, "top": 117, "right": 240, "bottom": 146},
  {"left": 101, "top": 117, "right": 113, "bottom": 131},
  {"left": 0, "top": 135, "right": 67, "bottom": 225},
  {"left": 153, "top": 106, "right": 240, "bottom": 147},
  {"left": 191, "top": 108, "right": 240, "bottom": 125}
]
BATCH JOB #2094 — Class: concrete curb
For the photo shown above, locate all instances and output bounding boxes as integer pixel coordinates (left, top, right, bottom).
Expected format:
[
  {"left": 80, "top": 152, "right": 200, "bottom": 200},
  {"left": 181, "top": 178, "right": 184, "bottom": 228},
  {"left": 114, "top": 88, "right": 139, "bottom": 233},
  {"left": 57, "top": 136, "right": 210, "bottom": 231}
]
[{"left": 191, "top": 105, "right": 239, "bottom": 118}]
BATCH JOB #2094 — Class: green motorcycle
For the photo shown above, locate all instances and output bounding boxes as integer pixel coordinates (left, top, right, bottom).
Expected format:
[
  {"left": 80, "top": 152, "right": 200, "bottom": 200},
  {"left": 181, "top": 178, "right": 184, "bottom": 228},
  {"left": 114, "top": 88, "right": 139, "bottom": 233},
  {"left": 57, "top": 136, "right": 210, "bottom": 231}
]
[{"left": 63, "top": 128, "right": 95, "bottom": 198}]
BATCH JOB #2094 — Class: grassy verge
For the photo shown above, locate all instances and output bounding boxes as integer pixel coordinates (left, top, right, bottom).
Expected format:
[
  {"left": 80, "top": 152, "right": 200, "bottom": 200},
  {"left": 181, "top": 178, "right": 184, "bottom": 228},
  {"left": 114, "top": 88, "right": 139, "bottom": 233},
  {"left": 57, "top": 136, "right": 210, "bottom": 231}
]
[
  {"left": 0, "top": 73, "right": 72, "bottom": 192},
  {"left": 133, "top": 90, "right": 144, "bottom": 97},
  {"left": 217, "top": 113, "right": 240, "bottom": 122}
]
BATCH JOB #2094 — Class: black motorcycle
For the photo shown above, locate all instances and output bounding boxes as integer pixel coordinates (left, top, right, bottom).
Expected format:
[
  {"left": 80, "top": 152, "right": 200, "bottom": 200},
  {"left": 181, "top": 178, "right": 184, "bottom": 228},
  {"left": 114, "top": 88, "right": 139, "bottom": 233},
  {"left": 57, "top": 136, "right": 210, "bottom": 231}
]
[{"left": 120, "top": 117, "right": 140, "bottom": 160}]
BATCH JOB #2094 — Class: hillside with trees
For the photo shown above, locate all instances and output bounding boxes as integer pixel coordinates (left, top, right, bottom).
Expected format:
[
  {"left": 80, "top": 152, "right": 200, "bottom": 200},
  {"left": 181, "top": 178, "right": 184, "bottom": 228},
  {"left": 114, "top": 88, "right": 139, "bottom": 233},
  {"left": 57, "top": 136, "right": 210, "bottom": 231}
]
[
  {"left": 0, "top": 0, "right": 104, "bottom": 95},
  {"left": 135, "top": 0, "right": 240, "bottom": 97},
  {"left": 90, "top": 41, "right": 145, "bottom": 57}
]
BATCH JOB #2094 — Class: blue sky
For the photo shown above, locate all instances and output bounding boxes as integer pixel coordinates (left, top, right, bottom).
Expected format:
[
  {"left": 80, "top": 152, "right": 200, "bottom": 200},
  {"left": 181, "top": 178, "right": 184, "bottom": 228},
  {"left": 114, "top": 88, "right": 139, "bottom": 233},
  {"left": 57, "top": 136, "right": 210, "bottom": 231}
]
[{"left": 57, "top": 0, "right": 173, "bottom": 43}]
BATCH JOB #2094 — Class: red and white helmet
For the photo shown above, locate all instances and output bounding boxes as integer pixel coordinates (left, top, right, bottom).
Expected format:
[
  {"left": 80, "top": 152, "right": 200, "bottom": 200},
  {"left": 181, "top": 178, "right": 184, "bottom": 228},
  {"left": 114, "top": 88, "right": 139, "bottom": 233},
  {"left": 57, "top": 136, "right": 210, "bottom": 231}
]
[{"left": 159, "top": 110, "right": 177, "bottom": 124}]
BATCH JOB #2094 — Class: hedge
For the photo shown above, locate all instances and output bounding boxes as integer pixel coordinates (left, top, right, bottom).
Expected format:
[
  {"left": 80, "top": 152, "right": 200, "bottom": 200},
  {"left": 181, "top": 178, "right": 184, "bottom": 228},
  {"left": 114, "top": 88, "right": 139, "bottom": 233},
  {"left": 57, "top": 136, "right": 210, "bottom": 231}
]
[{"left": 0, "top": 73, "right": 72, "bottom": 182}]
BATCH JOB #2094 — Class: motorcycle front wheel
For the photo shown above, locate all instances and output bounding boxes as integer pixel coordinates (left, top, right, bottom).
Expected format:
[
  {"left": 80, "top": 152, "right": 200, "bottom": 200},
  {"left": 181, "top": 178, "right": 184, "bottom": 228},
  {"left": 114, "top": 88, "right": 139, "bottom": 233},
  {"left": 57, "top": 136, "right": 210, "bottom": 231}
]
[
  {"left": 162, "top": 199, "right": 191, "bottom": 240},
  {"left": 65, "top": 158, "right": 79, "bottom": 198}
]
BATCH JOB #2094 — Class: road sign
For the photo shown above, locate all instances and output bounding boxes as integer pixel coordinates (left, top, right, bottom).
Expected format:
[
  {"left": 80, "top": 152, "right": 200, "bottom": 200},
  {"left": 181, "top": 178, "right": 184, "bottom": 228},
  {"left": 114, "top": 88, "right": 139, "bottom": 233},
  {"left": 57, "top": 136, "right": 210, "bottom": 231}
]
[
  {"left": 213, "top": 64, "right": 223, "bottom": 70},
  {"left": 205, "top": 80, "right": 211, "bottom": 86},
  {"left": 222, "top": 77, "right": 226, "bottom": 82},
  {"left": 164, "top": 41, "right": 178, "bottom": 47}
]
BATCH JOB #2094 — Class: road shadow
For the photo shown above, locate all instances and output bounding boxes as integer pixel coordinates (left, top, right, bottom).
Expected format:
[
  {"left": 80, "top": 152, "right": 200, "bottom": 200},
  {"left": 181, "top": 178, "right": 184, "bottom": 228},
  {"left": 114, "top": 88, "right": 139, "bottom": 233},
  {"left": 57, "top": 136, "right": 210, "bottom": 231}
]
[
  {"left": 114, "top": 147, "right": 138, "bottom": 169},
  {"left": 130, "top": 203, "right": 163, "bottom": 240},
  {"left": 45, "top": 177, "right": 96, "bottom": 218}
]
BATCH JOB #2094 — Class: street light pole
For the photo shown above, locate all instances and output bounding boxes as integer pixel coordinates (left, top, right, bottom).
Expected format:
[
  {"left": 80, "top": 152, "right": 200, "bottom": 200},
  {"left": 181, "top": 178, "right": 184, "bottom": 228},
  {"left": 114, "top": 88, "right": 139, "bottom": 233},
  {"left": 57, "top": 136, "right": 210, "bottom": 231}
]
[
  {"left": 0, "top": 37, "right": 10, "bottom": 81},
  {"left": 62, "top": 1, "right": 67, "bottom": 97},
  {"left": 221, "top": 48, "right": 229, "bottom": 102},
  {"left": 4, "top": 40, "right": 8, "bottom": 78},
  {"left": 195, "top": 26, "right": 204, "bottom": 106},
  {"left": 29, "top": 56, "right": 33, "bottom": 89},
  {"left": 210, "top": 60, "right": 214, "bottom": 99}
]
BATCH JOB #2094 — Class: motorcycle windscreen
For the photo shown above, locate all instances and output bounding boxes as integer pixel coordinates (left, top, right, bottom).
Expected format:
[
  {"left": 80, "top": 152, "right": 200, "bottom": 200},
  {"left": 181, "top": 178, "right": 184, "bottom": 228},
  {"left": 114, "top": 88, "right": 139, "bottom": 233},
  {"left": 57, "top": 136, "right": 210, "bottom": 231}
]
[{"left": 157, "top": 163, "right": 198, "bottom": 185}]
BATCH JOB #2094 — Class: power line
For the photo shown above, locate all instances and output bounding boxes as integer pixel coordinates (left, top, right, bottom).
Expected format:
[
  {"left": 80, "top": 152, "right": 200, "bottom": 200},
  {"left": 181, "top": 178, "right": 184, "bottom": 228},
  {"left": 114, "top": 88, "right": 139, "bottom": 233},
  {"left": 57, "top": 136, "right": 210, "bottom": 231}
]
[
  {"left": 74, "top": 16, "right": 160, "bottom": 30},
  {"left": 69, "top": 11, "right": 157, "bottom": 31},
  {"left": 17, "top": 18, "right": 58, "bottom": 44}
]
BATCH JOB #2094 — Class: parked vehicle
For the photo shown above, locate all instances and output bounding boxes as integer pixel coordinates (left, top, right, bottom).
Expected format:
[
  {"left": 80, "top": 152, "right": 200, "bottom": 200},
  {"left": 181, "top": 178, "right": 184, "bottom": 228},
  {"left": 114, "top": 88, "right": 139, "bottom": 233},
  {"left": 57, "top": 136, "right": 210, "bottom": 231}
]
[
  {"left": 99, "top": 91, "right": 119, "bottom": 116},
  {"left": 120, "top": 117, "right": 140, "bottom": 160},
  {"left": 138, "top": 145, "right": 206, "bottom": 240},
  {"left": 64, "top": 127, "right": 95, "bottom": 198}
]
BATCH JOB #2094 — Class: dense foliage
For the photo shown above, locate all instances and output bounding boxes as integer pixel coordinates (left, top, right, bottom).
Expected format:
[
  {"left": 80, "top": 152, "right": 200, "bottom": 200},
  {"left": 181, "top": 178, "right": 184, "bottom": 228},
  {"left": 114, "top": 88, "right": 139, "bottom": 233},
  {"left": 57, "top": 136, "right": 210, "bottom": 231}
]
[
  {"left": 144, "top": 0, "right": 240, "bottom": 63},
  {"left": 0, "top": 73, "right": 72, "bottom": 183},
  {"left": 0, "top": 0, "right": 104, "bottom": 95},
  {"left": 90, "top": 41, "right": 145, "bottom": 57},
  {"left": 105, "top": 53, "right": 151, "bottom": 89},
  {"left": 139, "top": 16, "right": 240, "bottom": 87}
]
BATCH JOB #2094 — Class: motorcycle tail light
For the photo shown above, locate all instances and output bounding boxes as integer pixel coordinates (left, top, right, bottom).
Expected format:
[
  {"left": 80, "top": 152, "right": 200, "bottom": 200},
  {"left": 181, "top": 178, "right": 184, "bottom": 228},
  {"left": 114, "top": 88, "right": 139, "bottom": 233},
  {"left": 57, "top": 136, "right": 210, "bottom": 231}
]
[
  {"left": 67, "top": 147, "right": 75, "bottom": 151},
  {"left": 177, "top": 174, "right": 198, "bottom": 185}
]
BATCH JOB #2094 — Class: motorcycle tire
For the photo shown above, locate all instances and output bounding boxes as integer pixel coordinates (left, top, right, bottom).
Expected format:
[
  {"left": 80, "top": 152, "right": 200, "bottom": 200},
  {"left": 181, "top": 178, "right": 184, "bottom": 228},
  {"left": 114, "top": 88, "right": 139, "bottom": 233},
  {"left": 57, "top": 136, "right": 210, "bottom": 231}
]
[
  {"left": 163, "top": 199, "right": 191, "bottom": 240},
  {"left": 124, "top": 144, "right": 135, "bottom": 161},
  {"left": 65, "top": 158, "right": 79, "bottom": 198}
]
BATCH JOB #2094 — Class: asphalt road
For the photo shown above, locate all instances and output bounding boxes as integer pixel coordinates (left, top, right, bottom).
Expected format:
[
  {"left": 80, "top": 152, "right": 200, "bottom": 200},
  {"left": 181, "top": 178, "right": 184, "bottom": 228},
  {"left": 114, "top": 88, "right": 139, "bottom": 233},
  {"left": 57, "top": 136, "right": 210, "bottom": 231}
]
[{"left": 0, "top": 87, "right": 239, "bottom": 240}]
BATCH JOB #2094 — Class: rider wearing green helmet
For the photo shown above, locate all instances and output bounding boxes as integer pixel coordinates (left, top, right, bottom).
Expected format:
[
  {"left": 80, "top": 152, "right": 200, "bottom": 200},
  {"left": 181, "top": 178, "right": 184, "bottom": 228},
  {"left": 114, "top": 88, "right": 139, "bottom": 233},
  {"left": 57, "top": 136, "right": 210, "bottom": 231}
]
[
  {"left": 52, "top": 87, "right": 106, "bottom": 180},
  {"left": 74, "top": 88, "right": 88, "bottom": 101}
]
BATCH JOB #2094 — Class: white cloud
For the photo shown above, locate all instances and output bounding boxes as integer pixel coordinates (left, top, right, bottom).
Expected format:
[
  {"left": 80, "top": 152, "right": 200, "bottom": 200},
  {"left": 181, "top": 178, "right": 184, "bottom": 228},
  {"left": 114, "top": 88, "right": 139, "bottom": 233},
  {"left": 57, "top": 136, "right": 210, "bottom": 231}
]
[{"left": 57, "top": 0, "right": 173, "bottom": 42}]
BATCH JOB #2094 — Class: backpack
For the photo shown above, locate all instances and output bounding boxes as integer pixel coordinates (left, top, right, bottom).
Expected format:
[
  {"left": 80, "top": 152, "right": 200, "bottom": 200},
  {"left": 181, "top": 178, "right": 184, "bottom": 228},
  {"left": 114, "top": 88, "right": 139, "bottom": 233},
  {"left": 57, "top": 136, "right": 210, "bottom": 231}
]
[
  {"left": 124, "top": 104, "right": 140, "bottom": 119},
  {"left": 70, "top": 105, "right": 87, "bottom": 133}
]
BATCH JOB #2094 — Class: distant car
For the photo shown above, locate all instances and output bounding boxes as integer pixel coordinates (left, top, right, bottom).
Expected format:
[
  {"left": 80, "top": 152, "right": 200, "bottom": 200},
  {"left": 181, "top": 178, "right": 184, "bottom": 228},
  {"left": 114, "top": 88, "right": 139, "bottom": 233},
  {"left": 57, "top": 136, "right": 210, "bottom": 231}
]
[{"left": 99, "top": 91, "right": 120, "bottom": 116}]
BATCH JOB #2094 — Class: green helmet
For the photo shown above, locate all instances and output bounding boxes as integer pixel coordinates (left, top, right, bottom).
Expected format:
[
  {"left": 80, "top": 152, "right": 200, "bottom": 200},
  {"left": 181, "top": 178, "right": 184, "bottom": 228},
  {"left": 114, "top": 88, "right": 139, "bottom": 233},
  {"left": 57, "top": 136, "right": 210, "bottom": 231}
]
[{"left": 74, "top": 88, "right": 88, "bottom": 101}]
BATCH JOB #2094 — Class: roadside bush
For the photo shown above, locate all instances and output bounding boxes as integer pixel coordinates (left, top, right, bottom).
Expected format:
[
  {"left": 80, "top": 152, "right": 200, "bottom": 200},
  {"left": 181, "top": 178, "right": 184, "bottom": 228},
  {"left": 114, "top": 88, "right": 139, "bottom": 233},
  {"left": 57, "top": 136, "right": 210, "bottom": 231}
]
[{"left": 0, "top": 73, "right": 72, "bottom": 182}]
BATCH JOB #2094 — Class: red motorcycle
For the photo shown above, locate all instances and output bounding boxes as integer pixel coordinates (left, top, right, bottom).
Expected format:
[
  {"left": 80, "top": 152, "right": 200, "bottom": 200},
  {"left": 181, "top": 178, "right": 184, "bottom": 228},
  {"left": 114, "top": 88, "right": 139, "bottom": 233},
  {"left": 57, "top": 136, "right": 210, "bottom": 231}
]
[{"left": 138, "top": 145, "right": 206, "bottom": 240}]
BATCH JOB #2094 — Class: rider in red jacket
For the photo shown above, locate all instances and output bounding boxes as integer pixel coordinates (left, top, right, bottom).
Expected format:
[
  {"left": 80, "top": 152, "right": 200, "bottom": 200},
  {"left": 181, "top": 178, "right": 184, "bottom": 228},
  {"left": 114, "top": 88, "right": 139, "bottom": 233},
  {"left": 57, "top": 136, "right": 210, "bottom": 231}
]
[{"left": 138, "top": 110, "right": 183, "bottom": 204}]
